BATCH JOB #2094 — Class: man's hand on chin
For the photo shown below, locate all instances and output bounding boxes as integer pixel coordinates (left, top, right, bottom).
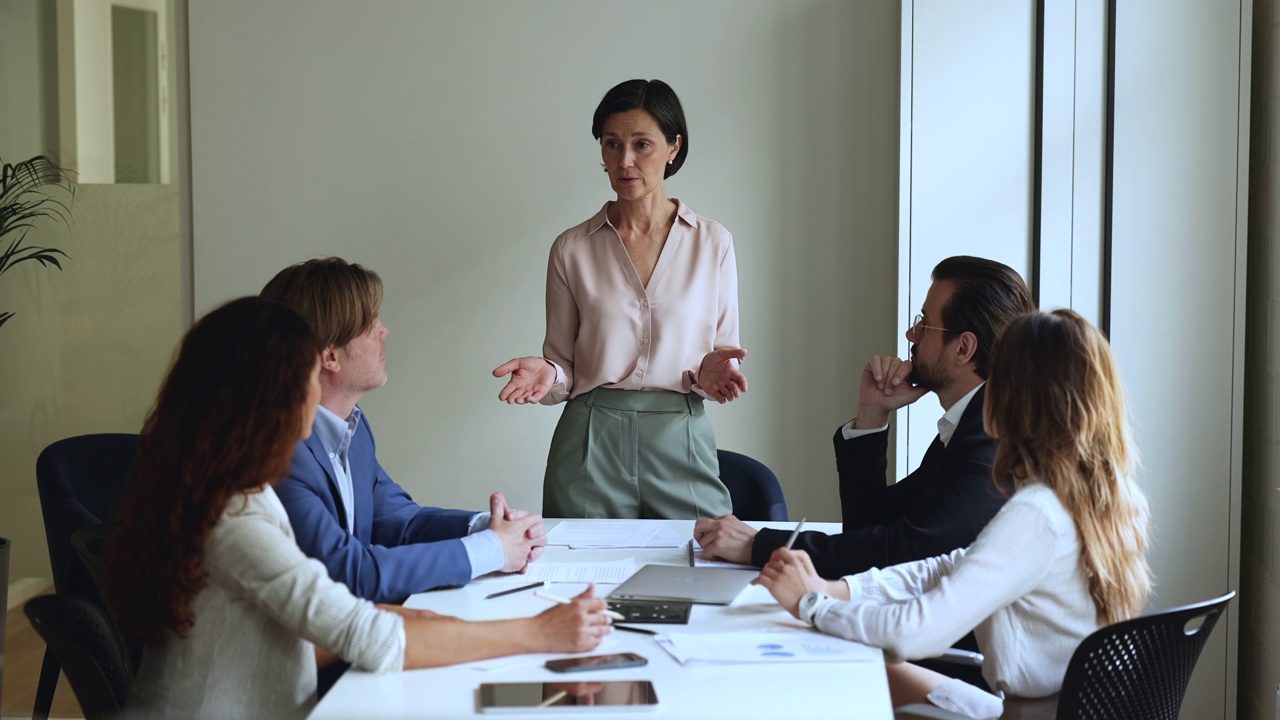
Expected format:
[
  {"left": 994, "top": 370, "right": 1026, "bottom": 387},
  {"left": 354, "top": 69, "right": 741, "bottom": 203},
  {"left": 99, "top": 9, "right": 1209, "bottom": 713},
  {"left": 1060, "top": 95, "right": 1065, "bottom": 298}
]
[{"left": 854, "top": 355, "right": 930, "bottom": 429}]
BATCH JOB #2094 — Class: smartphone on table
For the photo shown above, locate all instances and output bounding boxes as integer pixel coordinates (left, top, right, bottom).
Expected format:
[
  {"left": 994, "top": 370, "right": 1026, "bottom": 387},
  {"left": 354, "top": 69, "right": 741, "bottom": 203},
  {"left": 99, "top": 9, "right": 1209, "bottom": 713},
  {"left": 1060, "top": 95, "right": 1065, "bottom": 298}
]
[{"left": 545, "top": 652, "right": 648, "bottom": 673}]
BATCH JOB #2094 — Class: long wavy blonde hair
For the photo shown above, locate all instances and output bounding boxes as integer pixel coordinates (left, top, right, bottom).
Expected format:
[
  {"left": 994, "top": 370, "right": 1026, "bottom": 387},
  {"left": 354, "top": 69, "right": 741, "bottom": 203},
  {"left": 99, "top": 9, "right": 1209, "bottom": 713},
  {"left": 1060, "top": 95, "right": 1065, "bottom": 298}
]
[{"left": 985, "top": 309, "right": 1151, "bottom": 625}]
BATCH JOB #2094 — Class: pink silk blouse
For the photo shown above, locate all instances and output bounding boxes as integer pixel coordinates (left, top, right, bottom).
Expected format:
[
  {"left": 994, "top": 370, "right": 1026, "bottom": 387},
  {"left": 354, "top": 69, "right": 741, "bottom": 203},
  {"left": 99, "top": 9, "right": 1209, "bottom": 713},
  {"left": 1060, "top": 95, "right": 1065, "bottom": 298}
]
[{"left": 539, "top": 200, "right": 740, "bottom": 404}]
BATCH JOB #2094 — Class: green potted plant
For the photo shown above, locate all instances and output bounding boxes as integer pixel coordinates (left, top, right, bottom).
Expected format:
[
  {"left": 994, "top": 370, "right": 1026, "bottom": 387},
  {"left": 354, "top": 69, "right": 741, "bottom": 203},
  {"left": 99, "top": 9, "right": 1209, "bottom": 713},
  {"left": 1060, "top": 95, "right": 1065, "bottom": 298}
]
[
  {"left": 0, "top": 154, "right": 76, "bottom": 328},
  {"left": 0, "top": 155, "right": 73, "bottom": 708}
]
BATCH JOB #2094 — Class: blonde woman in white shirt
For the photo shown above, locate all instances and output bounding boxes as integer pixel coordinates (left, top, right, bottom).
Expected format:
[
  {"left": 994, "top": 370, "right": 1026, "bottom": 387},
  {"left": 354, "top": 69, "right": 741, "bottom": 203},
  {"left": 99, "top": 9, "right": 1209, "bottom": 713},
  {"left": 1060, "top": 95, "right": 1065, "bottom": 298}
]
[
  {"left": 493, "top": 79, "right": 747, "bottom": 519},
  {"left": 756, "top": 309, "right": 1151, "bottom": 719},
  {"left": 108, "top": 298, "right": 614, "bottom": 720}
]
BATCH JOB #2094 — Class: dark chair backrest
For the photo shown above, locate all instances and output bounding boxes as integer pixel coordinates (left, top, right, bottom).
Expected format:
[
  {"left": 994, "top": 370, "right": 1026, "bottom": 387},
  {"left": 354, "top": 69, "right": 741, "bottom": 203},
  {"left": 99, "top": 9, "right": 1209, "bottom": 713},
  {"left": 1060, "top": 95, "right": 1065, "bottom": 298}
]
[
  {"left": 72, "top": 523, "right": 142, "bottom": 675},
  {"left": 33, "top": 433, "right": 139, "bottom": 719},
  {"left": 35, "top": 433, "right": 138, "bottom": 602},
  {"left": 24, "top": 594, "right": 132, "bottom": 719},
  {"left": 716, "top": 449, "right": 788, "bottom": 521},
  {"left": 1055, "top": 589, "right": 1235, "bottom": 720}
]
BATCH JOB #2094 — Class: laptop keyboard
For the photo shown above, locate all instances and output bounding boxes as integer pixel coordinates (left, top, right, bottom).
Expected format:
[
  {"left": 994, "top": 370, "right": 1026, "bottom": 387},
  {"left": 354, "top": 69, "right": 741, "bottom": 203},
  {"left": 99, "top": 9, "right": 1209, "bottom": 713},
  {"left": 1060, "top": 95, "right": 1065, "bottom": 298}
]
[{"left": 606, "top": 600, "right": 692, "bottom": 624}]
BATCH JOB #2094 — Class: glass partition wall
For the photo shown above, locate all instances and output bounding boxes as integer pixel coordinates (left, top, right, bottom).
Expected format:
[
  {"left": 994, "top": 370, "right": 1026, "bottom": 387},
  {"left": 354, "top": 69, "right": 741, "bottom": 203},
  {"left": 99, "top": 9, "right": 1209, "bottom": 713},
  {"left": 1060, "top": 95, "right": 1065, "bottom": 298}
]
[
  {"left": 1, "top": 0, "right": 176, "bottom": 183},
  {"left": 0, "top": 0, "right": 185, "bottom": 628}
]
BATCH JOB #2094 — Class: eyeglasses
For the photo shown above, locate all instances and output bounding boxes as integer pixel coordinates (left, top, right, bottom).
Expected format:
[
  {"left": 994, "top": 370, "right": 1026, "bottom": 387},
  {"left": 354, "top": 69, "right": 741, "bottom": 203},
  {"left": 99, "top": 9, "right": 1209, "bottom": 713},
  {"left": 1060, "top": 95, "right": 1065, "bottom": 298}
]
[{"left": 910, "top": 313, "right": 952, "bottom": 336}]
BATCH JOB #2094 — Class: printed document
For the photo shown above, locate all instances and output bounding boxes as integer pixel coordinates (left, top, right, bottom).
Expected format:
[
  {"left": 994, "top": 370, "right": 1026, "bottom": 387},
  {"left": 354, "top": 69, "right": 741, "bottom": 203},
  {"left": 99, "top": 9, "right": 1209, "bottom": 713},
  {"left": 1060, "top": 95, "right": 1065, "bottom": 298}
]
[
  {"left": 656, "top": 631, "right": 881, "bottom": 665},
  {"left": 546, "top": 520, "right": 685, "bottom": 548}
]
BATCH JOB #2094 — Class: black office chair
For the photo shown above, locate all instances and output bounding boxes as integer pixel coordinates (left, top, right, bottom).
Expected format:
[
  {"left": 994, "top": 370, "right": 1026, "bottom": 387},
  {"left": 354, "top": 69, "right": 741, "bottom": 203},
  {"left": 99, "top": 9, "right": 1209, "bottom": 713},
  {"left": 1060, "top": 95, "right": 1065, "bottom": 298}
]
[
  {"left": 24, "top": 594, "right": 132, "bottom": 720},
  {"left": 72, "top": 523, "right": 141, "bottom": 675},
  {"left": 896, "top": 589, "right": 1236, "bottom": 720},
  {"left": 1054, "top": 589, "right": 1234, "bottom": 719},
  {"left": 716, "top": 449, "right": 788, "bottom": 521},
  {"left": 33, "top": 433, "right": 139, "bottom": 720}
]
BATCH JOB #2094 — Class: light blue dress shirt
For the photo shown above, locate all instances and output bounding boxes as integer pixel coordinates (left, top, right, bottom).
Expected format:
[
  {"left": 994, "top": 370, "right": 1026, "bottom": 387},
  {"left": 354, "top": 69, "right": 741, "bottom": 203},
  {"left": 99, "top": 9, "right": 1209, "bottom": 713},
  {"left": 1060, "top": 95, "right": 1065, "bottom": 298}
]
[{"left": 312, "top": 405, "right": 504, "bottom": 578}]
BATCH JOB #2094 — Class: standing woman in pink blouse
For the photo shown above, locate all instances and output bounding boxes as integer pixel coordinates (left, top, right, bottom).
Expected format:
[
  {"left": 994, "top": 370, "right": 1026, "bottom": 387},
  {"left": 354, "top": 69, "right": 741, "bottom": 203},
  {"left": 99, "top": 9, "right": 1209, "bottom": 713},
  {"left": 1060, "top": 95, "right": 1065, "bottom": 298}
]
[{"left": 493, "top": 79, "right": 748, "bottom": 519}]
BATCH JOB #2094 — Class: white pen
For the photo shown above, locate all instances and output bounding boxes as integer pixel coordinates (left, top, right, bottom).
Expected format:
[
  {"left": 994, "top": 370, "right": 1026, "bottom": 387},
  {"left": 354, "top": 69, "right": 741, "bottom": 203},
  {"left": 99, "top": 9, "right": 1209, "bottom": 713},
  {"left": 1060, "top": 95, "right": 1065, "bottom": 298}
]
[
  {"left": 538, "top": 690, "right": 569, "bottom": 708},
  {"left": 783, "top": 517, "right": 807, "bottom": 550},
  {"left": 533, "top": 590, "right": 626, "bottom": 621}
]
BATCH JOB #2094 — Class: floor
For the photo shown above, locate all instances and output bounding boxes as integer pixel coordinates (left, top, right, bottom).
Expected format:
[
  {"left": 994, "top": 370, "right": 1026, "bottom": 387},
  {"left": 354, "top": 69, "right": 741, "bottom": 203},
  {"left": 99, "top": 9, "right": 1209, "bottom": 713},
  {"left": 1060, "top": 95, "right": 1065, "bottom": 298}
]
[{"left": 3, "top": 581, "right": 82, "bottom": 720}]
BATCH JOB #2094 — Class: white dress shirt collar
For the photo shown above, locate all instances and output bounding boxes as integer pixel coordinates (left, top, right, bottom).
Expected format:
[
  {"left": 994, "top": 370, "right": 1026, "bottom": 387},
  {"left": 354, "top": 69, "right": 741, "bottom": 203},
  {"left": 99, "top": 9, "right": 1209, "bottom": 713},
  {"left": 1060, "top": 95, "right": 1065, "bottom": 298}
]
[{"left": 937, "top": 383, "right": 984, "bottom": 447}]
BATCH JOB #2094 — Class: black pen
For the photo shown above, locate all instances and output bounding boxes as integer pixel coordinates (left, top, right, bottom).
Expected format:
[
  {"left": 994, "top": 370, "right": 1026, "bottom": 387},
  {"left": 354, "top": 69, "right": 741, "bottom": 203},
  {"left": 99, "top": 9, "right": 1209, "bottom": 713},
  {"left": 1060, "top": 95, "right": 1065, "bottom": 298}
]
[
  {"left": 613, "top": 625, "right": 658, "bottom": 636},
  {"left": 485, "top": 580, "right": 545, "bottom": 600}
]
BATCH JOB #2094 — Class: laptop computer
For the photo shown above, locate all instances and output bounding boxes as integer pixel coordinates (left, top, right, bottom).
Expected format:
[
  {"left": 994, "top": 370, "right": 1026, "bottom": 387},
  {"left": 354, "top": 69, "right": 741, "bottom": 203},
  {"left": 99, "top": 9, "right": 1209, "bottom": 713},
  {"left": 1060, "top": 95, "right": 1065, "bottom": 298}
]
[{"left": 608, "top": 564, "right": 757, "bottom": 605}]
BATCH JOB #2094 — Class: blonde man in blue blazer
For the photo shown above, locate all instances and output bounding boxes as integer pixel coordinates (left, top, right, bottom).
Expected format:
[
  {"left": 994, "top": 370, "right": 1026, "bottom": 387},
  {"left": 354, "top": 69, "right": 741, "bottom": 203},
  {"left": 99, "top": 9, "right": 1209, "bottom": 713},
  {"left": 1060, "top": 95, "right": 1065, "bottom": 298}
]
[{"left": 262, "top": 257, "right": 546, "bottom": 604}]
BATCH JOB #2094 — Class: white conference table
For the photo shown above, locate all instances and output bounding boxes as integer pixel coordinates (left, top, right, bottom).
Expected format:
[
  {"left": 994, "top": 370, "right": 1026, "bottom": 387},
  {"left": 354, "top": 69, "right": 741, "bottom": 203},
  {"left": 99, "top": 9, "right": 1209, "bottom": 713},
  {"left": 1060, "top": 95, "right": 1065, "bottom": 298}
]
[{"left": 310, "top": 519, "right": 892, "bottom": 720}]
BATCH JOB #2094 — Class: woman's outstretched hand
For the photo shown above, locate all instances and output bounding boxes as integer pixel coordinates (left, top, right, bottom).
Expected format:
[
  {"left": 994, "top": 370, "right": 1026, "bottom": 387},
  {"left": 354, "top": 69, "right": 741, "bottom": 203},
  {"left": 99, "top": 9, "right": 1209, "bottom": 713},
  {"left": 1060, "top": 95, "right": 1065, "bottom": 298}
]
[
  {"left": 493, "top": 357, "right": 558, "bottom": 404},
  {"left": 697, "top": 348, "right": 748, "bottom": 403}
]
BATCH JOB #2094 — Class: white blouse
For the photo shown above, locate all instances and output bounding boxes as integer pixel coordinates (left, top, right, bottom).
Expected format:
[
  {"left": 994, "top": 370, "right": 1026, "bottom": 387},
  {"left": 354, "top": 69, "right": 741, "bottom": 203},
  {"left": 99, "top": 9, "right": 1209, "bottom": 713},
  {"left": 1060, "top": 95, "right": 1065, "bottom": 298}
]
[
  {"left": 539, "top": 199, "right": 740, "bottom": 403},
  {"left": 809, "top": 482, "right": 1098, "bottom": 698}
]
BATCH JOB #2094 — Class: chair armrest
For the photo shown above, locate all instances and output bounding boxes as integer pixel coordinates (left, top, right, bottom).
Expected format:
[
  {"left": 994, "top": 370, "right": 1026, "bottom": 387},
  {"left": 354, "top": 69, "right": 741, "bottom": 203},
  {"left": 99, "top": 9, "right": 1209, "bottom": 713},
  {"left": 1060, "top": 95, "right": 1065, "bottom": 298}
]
[{"left": 935, "top": 648, "right": 984, "bottom": 667}]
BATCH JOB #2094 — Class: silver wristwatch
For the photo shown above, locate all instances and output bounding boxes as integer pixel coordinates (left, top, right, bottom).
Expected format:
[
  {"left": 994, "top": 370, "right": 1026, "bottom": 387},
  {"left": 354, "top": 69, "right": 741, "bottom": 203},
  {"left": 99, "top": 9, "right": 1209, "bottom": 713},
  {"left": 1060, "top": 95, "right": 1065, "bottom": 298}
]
[{"left": 799, "top": 591, "right": 827, "bottom": 626}]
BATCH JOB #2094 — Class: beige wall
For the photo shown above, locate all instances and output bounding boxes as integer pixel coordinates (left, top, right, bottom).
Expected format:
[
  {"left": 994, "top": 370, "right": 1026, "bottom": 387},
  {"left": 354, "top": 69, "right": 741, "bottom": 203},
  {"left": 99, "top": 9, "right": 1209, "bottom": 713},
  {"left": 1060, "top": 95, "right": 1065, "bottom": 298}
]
[
  {"left": 0, "top": 184, "right": 184, "bottom": 577},
  {"left": 187, "top": 0, "right": 901, "bottom": 522}
]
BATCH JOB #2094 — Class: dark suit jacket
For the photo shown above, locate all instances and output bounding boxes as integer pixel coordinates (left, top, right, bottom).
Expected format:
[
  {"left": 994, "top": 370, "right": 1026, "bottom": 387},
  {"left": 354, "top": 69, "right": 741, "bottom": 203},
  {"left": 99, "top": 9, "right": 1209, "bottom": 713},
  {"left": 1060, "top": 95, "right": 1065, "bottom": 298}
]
[
  {"left": 275, "top": 413, "right": 477, "bottom": 603},
  {"left": 752, "top": 386, "right": 1009, "bottom": 578}
]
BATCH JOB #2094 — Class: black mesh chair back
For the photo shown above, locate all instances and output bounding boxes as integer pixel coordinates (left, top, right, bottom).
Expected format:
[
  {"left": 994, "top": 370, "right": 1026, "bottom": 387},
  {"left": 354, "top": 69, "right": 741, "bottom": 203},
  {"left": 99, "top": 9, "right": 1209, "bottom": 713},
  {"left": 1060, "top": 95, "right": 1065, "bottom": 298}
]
[
  {"left": 716, "top": 449, "right": 788, "bottom": 521},
  {"left": 72, "top": 523, "right": 141, "bottom": 674},
  {"left": 33, "top": 433, "right": 138, "bottom": 719},
  {"left": 1054, "top": 589, "right": 1235, "bottom": 720},
  {"left": 24, "top": 594, "right": 131, "bottom": 720}
]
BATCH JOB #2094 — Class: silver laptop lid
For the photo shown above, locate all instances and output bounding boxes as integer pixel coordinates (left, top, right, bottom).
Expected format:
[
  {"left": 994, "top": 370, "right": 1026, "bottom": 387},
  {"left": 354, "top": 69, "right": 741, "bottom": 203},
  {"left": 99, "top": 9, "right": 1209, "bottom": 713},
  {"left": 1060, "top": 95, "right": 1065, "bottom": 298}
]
[{"left": 608, "top": 564, "right": 757, "bottom": 605}]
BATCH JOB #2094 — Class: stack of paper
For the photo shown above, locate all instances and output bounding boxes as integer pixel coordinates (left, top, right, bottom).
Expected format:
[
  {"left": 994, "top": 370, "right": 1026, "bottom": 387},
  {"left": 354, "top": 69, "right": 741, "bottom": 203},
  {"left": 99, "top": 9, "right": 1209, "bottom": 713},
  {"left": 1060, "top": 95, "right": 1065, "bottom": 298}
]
[
  {"left": 655, "top": 631, "right": 881, "bottom": 665},
  {"left": 689, "top": 539, "right": 756, "bottom": 570},
  {"left": 546, "top": 520, "right": 685, "bottom": 548}
]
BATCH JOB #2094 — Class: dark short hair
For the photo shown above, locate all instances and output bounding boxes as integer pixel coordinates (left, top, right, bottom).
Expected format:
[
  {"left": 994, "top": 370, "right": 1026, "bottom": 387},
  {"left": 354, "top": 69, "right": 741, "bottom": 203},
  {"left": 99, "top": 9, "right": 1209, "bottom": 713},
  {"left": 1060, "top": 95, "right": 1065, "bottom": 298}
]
[
  {"left": 261, "top": 257, "right": 383, "bottom": 350},
  {"left": 591, "top": 79, "right": 688, "bottom": 179},
  {"left": 932, "top": 256, "right": 1036, "bottom": 379}
]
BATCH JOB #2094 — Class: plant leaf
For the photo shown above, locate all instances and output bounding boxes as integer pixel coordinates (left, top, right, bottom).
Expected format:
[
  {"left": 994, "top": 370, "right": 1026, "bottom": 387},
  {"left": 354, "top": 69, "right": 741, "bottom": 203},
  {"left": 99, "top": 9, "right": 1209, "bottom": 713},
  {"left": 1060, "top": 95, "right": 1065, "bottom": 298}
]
[
  {"left": 0, "top": 244, "right": 68, "bottom": 276},
  {"left": 0, "top": 155, "right": 75, "bottom": 292}
]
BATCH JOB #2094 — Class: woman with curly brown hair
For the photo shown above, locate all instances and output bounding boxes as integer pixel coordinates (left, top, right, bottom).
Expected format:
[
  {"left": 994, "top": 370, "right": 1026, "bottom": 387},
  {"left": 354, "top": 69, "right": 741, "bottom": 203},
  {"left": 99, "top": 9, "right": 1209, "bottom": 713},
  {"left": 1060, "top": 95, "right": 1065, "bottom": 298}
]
[
  {"left": 108, "top": 297, "right": 611, "bottom": 720},
  {"left": 756, "top": 309, "right": 1152, "bottom": 719}
]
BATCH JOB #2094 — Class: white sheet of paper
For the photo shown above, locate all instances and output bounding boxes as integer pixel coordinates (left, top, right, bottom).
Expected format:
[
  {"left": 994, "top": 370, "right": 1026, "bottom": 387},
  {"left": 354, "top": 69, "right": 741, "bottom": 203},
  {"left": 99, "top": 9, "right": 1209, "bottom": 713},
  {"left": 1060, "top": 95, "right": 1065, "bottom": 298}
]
[
  {"left": 689, "top": 539, "right": 756, "bottom": 569},
  {"left": 644, "top": 523, "right": 686, "bottom": 548},
  {"left": 546, "top": 520, "right": 682, "bottom": 548},
  {"left": 656, "top": 631, "right": 881, "bottom": 665},
  {"left": 472, "top": 559, "right": 637, "bottom": 584}
]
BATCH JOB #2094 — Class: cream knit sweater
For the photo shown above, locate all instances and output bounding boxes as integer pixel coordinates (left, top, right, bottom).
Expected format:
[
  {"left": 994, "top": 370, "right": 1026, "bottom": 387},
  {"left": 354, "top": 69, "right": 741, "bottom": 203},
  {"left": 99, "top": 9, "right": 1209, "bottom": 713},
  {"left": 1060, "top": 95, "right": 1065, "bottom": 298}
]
[{"left": 127, "top": 485, "right": 404, "bottom": 719}]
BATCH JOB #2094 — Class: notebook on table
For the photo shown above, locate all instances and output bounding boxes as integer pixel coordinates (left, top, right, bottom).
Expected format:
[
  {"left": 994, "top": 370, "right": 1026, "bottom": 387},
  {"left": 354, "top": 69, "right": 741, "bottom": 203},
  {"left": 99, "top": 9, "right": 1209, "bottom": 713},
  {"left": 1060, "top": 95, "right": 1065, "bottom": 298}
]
[{"left": 607, "top": 564, "right": 757, "bottom": 605}]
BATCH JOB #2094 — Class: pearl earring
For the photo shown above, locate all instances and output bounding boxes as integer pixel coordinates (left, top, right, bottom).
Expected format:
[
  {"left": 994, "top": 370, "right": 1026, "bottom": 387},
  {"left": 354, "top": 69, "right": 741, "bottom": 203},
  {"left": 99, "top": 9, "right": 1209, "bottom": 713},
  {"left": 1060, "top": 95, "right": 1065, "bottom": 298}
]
[{"left": 668, "top": 160, "right": 673, "bottom": 165}]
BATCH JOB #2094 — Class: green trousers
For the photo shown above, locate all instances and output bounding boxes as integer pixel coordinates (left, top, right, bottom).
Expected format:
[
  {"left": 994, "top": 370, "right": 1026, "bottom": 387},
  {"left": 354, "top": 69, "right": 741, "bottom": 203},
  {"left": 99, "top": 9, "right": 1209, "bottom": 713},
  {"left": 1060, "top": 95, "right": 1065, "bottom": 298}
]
[{"left": 542, "top": 387, "right": 733, "bottom": 519}]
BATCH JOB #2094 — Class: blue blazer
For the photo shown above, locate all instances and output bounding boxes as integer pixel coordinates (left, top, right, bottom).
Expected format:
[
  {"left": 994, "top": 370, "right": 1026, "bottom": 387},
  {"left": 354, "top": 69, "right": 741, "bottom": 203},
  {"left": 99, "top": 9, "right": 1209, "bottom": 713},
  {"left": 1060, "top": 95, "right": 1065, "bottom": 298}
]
[{"left": 275, "top": 413, "right": 476, "bottom": 603}]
